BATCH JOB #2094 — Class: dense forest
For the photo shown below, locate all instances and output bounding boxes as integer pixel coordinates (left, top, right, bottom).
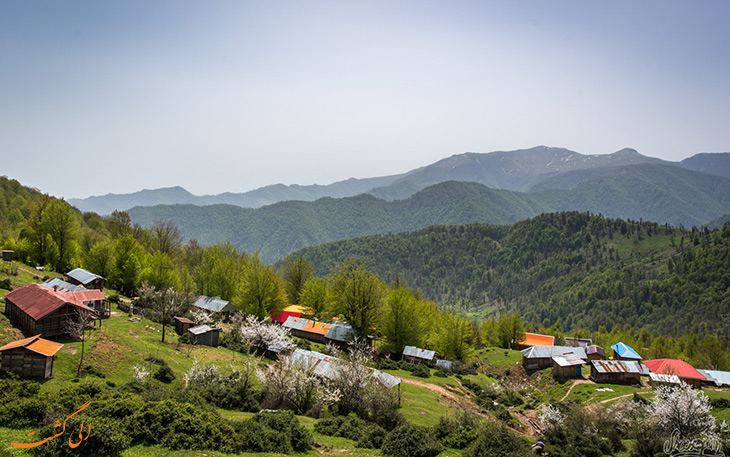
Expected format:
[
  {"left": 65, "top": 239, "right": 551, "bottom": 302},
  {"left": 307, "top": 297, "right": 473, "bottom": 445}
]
[{"left": 287, "top": 212, "right": 730, "bottom": 338}]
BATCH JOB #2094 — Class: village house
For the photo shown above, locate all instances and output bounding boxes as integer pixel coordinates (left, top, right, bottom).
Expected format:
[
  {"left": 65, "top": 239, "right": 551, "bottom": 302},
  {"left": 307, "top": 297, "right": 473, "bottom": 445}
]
[
  {"left": 644, "top": 358, "right": 706, "bottom": 388},
  {"left": 173, "top": 316, "right": 196, "bottom": 335},
  {"left": 188, "top": 325, "right": 221, "bottom": 347},
  {"left": 586, "top": 345, "right": 606, "bottom": 361},
  {"left": 611, "top": 342, "right": 642, "bottom": 361},
  {"left": 521, "top": 345, "right": 587, "bottom": 370},
  {"left": 565, "top": 337, "right": 592, "bottom": 348},
  {"left": 402, "top": 345, "right": 436, "bottom": 365},
  {"left": 66, "top": 268, "right": 105, "bottom": 290},
  {"left": 282, "top": 317, "right": 358, "bottom": 349},
  {"left": 514, "top": 332, "right": 555, "bottom": 350},
  {"left": 41, "top": 278, "right": 108, "bottom": 318},
  {"left": 0, "top": 334, "right": 64, "bottom": 379},
  {"left": 590, "top": 359, "right": 650, "bottom": 384},
  {"left": 271, "top": 305, "right": 307, "bottom": 324},
  {"left": 697, "top": 369, "right": 730, "bottom": 387},
  {"left": 5, "top": 283, "right": 98, "bottom": 337},
  {"left": 290, "top": 349, "right": 401, "bottom": 389},
  {"left": 191, "top": 295, "right": 237, "bottom": 322},
  {"left": 552, "top": 354, "right": 585, "bottom": 379}
]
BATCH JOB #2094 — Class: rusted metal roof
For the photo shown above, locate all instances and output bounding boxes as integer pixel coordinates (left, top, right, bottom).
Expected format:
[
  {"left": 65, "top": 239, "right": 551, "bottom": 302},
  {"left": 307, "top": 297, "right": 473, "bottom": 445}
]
[
  {"left": 403, "top": 345, "right": 436, "bottom": 361},
  {"left": 174, "top": 316, "right": 196, "bottom": 325},
  {"left": 0, "top": 334, "right": 63, "bottom": 357},
  {"left": 5, "top": 283, "right": 96, "bottom": 320},
  {"left": 591, "top": 359, "right": 650, "bottom": 375},
  {"left": 65, "top": 290, "right": 105, "bottom": 303}
]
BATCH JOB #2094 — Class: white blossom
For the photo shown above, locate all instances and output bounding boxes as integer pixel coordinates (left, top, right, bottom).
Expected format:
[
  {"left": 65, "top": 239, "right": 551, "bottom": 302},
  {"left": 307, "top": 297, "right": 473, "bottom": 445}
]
[
  {"left": 183, "top": 358, "right": 222, "bottom": 385},
  {"left": 650, "top": 381, "right": 716, "bottom": 438},
  {"left": 238, "top": 315, "right": 295, "bottom": 353},
  {"left": 132, "top": 364, "right": 150, "bottom": 382},
  {"left": 539, "top": 404, "right": 565, "bottom": 433}
]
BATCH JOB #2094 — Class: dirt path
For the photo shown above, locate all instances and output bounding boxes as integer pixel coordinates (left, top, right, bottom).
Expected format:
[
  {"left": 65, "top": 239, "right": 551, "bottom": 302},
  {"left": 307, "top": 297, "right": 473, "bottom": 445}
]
[
  {"left": 599, "top": 392, "right": 636, "bottom": 404},
  {"left": 559, "top": 378, "right": 594, "bottom": 401}
]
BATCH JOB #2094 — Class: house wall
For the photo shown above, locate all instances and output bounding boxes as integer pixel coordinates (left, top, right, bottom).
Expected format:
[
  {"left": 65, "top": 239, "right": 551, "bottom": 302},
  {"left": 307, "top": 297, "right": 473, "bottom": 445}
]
[
  {"left": 1, "top": 348, "right": 53, "bottom": 379},
  {"left": 587, "top": 353, "right": 605, "bottom": 362},
  {"left": 523, "top": 357, "right": 552, "bottom": 370},
  {"left": 553, "top": 363, "right": 583, "bottom": 379}
]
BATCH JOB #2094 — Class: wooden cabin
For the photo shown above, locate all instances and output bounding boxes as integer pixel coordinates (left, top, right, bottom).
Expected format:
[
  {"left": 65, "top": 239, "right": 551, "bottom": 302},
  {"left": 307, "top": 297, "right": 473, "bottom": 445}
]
[
  {"left": 521, "top": 346, "right": 587, "bottom": 370},
  {"left": 403, "top": 346, "right": 436, "bottom": 365},
  {"left": 586, "top": 345, "right": 606, "bottom": 361},
  {"left": 174, "top": 316, "right": 196, "bottom": 335},
  {"left": 0, "top": 334, "right": 64, "bottom": 379},
  {"left": 188, "top": 325, "right": 221, "bottom": 347},
  {"left": 66, "top": 268, "right": 105, "bottom": 290},
  {"left": 590, "top": 360, "right": 649, "bottom": 384},
  {"left": 552, "top": 355, "right": 585, "bottom": 379}
]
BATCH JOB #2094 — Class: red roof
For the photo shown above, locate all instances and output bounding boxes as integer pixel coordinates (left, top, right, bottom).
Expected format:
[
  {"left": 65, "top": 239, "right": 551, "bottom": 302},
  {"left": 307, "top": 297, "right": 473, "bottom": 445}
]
[
  {"left": 65, "top": 290, "right": 105, "bottom": 303},
  {"left": 0, "top": 334, "right": 64, "bottom": 357},
  {"left": 644, "top": 359, "right": 706, "bottom": 380},
  {"left": 5, "top": 283, "right": 96, "bottom": 320}
]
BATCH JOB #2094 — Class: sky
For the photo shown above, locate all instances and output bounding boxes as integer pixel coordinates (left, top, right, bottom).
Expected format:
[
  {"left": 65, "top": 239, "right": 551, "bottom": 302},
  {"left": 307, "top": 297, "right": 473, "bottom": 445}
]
[{"left": 2, "top": 1, "right": 729, "bottom": 199}]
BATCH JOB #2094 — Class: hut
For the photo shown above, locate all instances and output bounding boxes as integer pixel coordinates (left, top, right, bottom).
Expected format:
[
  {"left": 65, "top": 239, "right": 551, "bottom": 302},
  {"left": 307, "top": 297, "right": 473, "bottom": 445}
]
[
  {"left": 174, "top": 316, "right": 196, "bottom": 335},
  {"left": 188, "top": 325, "right": 221, "bottom": 347},
  {"left": 436, "top": 359, "right": 453, "bottom": 371},
  {"left": 552, "top": 354, "right": 585, "bottom": 379},
  {"left": 5, "top": 283, "right": 97, "bottom": 337},
  {"left": 644, "top": 359, "right": 706, "bottom": 388},
  {"left": 565, "top": 337, "right": 592, "bottom": 348},
  {"left": 586, "top": 345, "right": 606, "bottom": 361},
  {"left": 521, "top": 346, "right": 587, "bottom": 370},
  {"left": 271, "top": 305, "right": 307, "bottom": 324},
  {"left": 403, "top": 346, "right": 436, "bottom": 365},
  {"left": 1, "top": 250, "right": 14, "bottom": 262},
  {"left": 290, "top": 349, "right": 401, "bottom": 389},
  {"left": 611, "top": 342, "right": 642, "bottom": 361},
  {"left": 514, "top": 332, "right": 555, "bottom": 350},
  {"left": 590, "top": 360, "right": 650, "bottom": 384},
  {"left": 0, "top": 334, "right": 64, "bottom": 379},
  {"left": 325, "top": 321, "right": 358, "bottom": 349},
  {"left": 191, "top": 296, "right": 237, "bottom": 322},
  {"left": 283, "top": 317, "right": 331, "bottom": 344},
  {"left": 66, "top": 268, "right": 105, "bottom": 290}
]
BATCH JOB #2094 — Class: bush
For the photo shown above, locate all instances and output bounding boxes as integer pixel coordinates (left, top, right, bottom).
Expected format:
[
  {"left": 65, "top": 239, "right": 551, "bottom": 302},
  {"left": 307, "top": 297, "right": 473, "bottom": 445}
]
[
  {"left": 252, "top": 410, "right": 313, "bottom": 452},
  {"left": 233, "top": 418, "right": 288, "bottom": 453},
  {"left": 84, "top": 364, "right": 105, "bottom": 378},
  {"left": 179, "top": 332, "right": 191, "bottom": 344},
  {"left": 462, "top": 421, "right": 529, "bottom": 457},
  {"left": 0, "top": 278, "right": 11, "bottom": 289},
  {"left": 432, "top": 411, "right": 481, "bottom": 449},
  {"left": 153, "top": 365, "right": 176, "bottom": 383},
  {"left": 382, "top": 423, "right": 444, "bottom": 457},
  {"left": 411, "top": 364, "right": 431, "bottom": 378},
  {"left": 0, "top": 397, "right": 48, "bottom": 428},
  {"left": 356, "top": 423, "right": 387, "bottom": 449},
  {"left": 30, "top": 416, "right": 131, "bottom": 457},
  {"left": 711, "top": 397, "right": 730, "bottom": 409}
]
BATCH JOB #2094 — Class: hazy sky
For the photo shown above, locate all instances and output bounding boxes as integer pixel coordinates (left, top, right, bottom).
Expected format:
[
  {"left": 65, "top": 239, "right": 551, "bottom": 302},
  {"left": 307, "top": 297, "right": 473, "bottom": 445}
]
[{"left": 2, "top": 1, "right": 729, "bottom": 199}]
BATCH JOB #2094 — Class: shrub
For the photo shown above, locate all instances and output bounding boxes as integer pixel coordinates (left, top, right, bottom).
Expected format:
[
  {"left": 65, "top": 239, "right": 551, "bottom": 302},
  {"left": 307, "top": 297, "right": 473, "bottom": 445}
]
[
  {"left": 30, "top": 416, "right": 131, "bottom": 457},
  {"left": 233, "top": 418, "right": 288, "bottom": 453},
  {"left": 382, "top": 423, "right": 444, "bottom": 457},
  {"left": 356, "top": 423, "right": 387, "bottom": 449},
  {"left": 411, "top": 364, "right": 431, "bottom": 378},
  {"left": 252, "top": 410, "right": 313, "bottom": 452},
  {"left": 84, "top": 364, "right": 105, "bottom": 378},
  {"left": 144, "top": 355, "right": 166, "bottom": 365},
  {"left": 432, "top": 411, "right": 482, "bottom": 449},
  {"left": 0, "top": 397, "right": 48, "bottom": 428},
  {"left": 377, "top": 357, "right": 400, "bottom": 370},
  {"left": 462, "top": 421, "right": 529, "bottom": 457},
  {"left": 153, "top": 365, "right": 176, "bottom": 383},
  {"left": 179, "top": 332, "right": 192, "bottom": 344},
  {"left": 314, "top": 416, "right": 345, "bottom": 436},
  {"left": 0, "top": 278, "right": 11, "bottom": 289}
]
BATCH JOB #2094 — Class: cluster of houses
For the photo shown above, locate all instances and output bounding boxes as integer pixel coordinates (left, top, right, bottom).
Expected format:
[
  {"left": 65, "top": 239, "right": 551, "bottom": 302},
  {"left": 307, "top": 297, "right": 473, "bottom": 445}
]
[{"left": 518, "top": 332, "right": 730, "bottom": 388}]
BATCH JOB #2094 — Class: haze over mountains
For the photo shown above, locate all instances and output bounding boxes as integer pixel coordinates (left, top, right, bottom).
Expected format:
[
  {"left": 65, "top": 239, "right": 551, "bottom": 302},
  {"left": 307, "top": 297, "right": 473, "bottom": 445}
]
[{"left": 102, "top": 146, "right": 730, "bottom": 264}]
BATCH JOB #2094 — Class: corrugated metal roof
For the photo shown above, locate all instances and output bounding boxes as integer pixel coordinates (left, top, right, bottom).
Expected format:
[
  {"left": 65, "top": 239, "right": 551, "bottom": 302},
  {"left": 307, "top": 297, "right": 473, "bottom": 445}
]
[
  {"left": 174, "top": 316, "right": 196, "bottom": 325},
  {"left": 66, "top": 268, "right": 104, "bottom": 285},
  {"left": 552, "top": 355, "right": 585, "bottom": 367},
  {"left": 697, "top": 370, "right": 730, "bottom": 387},
  {"left": 0, "top": 334, "right": 63, "bottom": 357},
  {"left": 586, "top": 345, "right": 605, "bottom": 356},
  {"left": 565, "top": 337, "right": 592, "bottom": 348},
  {"left": 282, "top": 316, "right": 309, "bottom": 331},
  {"left": 290, "top": 349, "right": 401, "bottom": 388},
  {"left": 65, "top": 290, "right": 105, "bottom": 303},
  {"left": 611, "top": 342, "right": 642, "bottom": 360},
  {"left": 436, "top": 360, "right": 453, "bottom": 370},
  {"left": 41, "top": 277, "right": 86, "bottom": 292},
  {"left": 325, "top": 322, "right": 354, "bottom": 343},
  {"left": 5, "top": 283, "right": 96, "bottom": 320},
  {"left": 192, "top": 296, "right": 235, "bottom": 313},
  {"left": 649, "top": 373, "right": 681, "bottom": 384},
  {"left": 304, "top": 320, "right": 332, "bottom": 336},
  {"left": 403, "top": 345, "right": 436, "bottom": 361},
  {"left": 644, "top": 359, "right": 706, "bottom": 380},
  {"left": 591, "top": 360, "right": 650, "bottom": 375},
  {"left": 188, "top": 325, "right": 220, "bottom": 335},
  {"left": 521, "top": 345, "right": 586, "bottom": 359}
]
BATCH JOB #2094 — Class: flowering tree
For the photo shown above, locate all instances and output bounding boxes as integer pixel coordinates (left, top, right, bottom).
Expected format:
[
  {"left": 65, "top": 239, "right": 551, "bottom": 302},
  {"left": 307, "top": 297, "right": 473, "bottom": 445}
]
[
  {"left": 650, "top": 381, "right": 716, "bottom": 438},
  {"left": 183, "top": 359, "right": 222, "bottom": 385},
  {"left": 238, "top": 315, "right": 294, "bottom": 354},
  {"left": 538, "top": 404, "right": 565, "bottom": 434},
  {"left": 132, "top": 364, "right": 150, "bottom": 382},
  {"left": 327, "top": 341, "right": 377, "bottom": 415}
]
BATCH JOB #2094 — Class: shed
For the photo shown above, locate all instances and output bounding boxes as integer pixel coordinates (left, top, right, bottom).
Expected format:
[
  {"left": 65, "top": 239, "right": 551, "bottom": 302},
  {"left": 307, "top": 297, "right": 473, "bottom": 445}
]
[
  {"left": 271, "top": 305, "right": 308, "bottom": 324},
  {"left": 325, "top": 321, "right": 358, "bottom": 349},
  {"left": 174, "top": 316, "right": 196, "bottom": 335},
  {"left": 66, "top": 268, "right": 105, "bottom": 290},
  {"left": 644, "top": 359, "right": 706, "bottom": 388},
  {"left": 435, "top": 359, "right": 453, "bottom": 371},
  {"left": 191, "top": 296, "right": 237, "bottom": 321},
  {"left": 611, "top": 342, "right": 642, "bottom": 361},
  {"left": 565, "top": 337, "right": 592, "bottom": 348},
  {"left": 1, "top": 250, "right": 14, "bottom": 262},
  {"left": 552, "top": 354, "right": 585, "bottom": 379},
  {"left": 697, "top": 369, "right": 730, "bottom": 387},
  {"left": 590, "top": 360, "right": 650, "bottom": 384},
  {"left": 403, "top": 346, "right": 437, "bottom": 365},
  {"left": 521, "top": 345, "right": 587, "bottom": 370},
  {"left": 5, "top": 283, "right": 97, "bottom": 337},
  {"left": 586, "top": 345, "right": 606, "bottom": 361},
  {"left": 283, "top": 317, "right": 331, "bottom": 344},
  {"left": 0, "top": 334, "right": 63, "bottom": 379},
  {"left": 290, "top": 349, "right": 401, "bottom": 389},
  {"left": 188, "top": 325, "right": 221, "bottom": 347},
  {"left": 515, "top": 332, "right": 555, "bottom": 350}
]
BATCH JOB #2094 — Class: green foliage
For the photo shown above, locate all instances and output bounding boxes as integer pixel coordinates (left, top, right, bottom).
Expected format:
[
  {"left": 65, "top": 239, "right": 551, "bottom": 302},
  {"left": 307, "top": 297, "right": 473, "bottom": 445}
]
[
  {"left": 251, "top": 410, "right": 313, "bottom": 452},
  {"left": 432, "top": 411, "right": 482, "bottom": 449},
  {"left": 152, "top": 365, "right": 176, "bottom": 383},
  {"left": 328, "top": 258, "right": 387, "bottom": 339},
  {"left": 299, "top": 276, "right": 329, "bottom": 318},
  {"left": 382, "top": 287, "right": 435, "bottom": 353},
  {"left": 281, "top": 256, "right": 314, "bottom": 304},
  {"left": 381, "top": 423, "right": 445, "bottom": 457},
  {"left": 461, "top": 420, "right": 529, "bottom": 457},
  {"left": 411, "top": 364, "right": 431, "bottom": 378},
  {"left": 30, "top": 416, "right": 131, "bottom": 457},
  {"left": 430, "top": 312, "right": 474, "bottom": 362},
  {"left": 235, "top": 254, "right": 287, "bottom": 318}
]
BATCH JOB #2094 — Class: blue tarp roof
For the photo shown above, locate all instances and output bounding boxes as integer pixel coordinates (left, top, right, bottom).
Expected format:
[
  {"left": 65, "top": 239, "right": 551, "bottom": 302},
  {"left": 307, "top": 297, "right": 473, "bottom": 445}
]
[{"left": 611, "top": 342, "right": 642, "bottom": 360}]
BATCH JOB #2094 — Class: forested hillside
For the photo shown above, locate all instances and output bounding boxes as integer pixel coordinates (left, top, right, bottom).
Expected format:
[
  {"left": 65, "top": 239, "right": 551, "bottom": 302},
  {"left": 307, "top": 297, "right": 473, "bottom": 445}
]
[{"left": 287, "top": 212, "right": 730, "bottom": 337}]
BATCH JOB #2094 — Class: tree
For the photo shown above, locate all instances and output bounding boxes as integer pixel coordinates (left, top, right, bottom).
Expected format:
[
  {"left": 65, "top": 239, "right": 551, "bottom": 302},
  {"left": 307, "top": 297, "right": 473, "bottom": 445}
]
[
  {"left": 430, "top": 312, "right": 473, "bottom": 362},
  {"left": 194, "top": 243, "right": 244, "bottom": 300},
  {"left": 139, "top": 284, "right": 192, "bottom": 343},
  {"left": 381, "top": 287, "right": 434, "bottom": 354},
  {"left": 328, "top": 259, "right": 386, "bottom": 340},
  {"left": 111, "top": 234, "right": 146, "bottom": 295},
  {"left": 41, "top": 199, "right": 79, "bottom": 272},
  {"left": 65, "top": 309, "right": 96, "bottom": 376},
  {"left": 650, "top": 381, "right": 716, "bottom": 438},
  {"left": 238, "top": 315, "right": 294, "bottom": 353},
  {"left": 107, "top": 210, "right": 132, "bottom": 239},
  {"left": 150, "top": 220, "right": 183, "bottom": 258},
  {"left": 496, "top": 312, "right": 524, "bottom": 349},
  {"left": 143, "top": 251, "right": 180, "bottom": 290},
  {"left": 236, "top": 255, "right": 287, "bottom": 319},
  {"left": 299, "top": 277, "right": 329, "bottom": 319},
  {"left": 281, "top": 256, "right": 314, "bottom": 305},
  {"left": 84, "top": 240, "right": 115, "bottom": 279}
]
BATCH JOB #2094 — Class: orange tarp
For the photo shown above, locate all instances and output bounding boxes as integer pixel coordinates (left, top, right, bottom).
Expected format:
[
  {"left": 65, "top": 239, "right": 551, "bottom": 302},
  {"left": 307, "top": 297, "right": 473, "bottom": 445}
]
[
  {"left": 517, "top": 332, "right": 555, "bottom": 347},
  {"left": 303, "top": 320, "right": 331, "bottom": 335}
]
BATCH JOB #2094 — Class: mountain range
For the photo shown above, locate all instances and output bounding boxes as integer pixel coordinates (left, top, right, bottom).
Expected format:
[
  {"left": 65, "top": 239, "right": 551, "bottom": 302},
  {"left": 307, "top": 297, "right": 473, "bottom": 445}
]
[{"left": 69, "top": 147, "right": 730, "bottom": 214}]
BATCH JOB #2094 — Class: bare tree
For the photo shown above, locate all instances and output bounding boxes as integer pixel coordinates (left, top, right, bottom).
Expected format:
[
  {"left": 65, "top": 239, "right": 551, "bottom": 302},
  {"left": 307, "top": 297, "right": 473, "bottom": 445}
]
[
  {"left": 139, "top": 283, "right": 193, "bottom": 343},
  {"left": 151, "top": 220, "right": 183, "bottom": 257},
  {"left": 65, "top": 309, "right": 96, "bottom": 376}
]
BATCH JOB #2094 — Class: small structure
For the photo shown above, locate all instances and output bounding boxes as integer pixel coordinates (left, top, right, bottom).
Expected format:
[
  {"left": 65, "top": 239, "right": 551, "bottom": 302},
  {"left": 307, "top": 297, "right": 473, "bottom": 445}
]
[
  {"left": 191, "top": 296, "right": 237, "bottom": 321},
  {"left": 40, "top": 279, "right": 108, "bottom": 318},
  {"left": 0, "top": 334, "right": 64, "bottom": 379},
  {"left": 188, "top": 325, "right": 221, "bottom": 347},
  {"left": 66, "top": 268, "right": 105, "bottom": 290},
  {"left": 521, "top": 346, "right": 587, "bottom": 370},
  {"left": 1, "top": 250, "right": 14, "bottom": 262},
  {"left": 174, "top": 316, "right": 196, "bottom": 335},
  {"left": 435, "top": 359, "right": 453, "bottom": 371},
  {"left": 271, "top": 305, "right": 307, "bottom": 324},
  {"left": 403, "top": 346, "right": 436, "bottom": 365},
  {"left": 644, "top": 359, "right": 706, "bottom": 388},
  {"left": 649, "top": 373, "right": 681, "bottom": 386},
  {"left": 325, "top": 321, "right": 358, "bottom": 349},
  {"left": 611, "top": 342, "right": 642, "bottom": 361},
  {"left": 5, "top": 283, "right": 97, "bottom": 337},
  {"left": 515, "top": 332, "right": 555, "bottom": 350},
  {"left": 586, "top": 345, "right": 606, "bottom": 361},
  {"left": 697, "top": 369, "right": 730, "bottom": 387},
  {"left": 590, "top": 360, "right": 650, "bottom": 384},
  {"left": 41, "top": 277, "right": 85, "bottom": 293},
  {"left": 290, "top": 349, "right": 401, "bottom": 389},
  {"left": 565, "top": 337, "right": 592, "bottom": 348},
  {"left": 282, "top": 317, "right": 357, "bottom": 348},
  {"left": 552, "top": 354, "right": 585, "bottom": 379}
]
